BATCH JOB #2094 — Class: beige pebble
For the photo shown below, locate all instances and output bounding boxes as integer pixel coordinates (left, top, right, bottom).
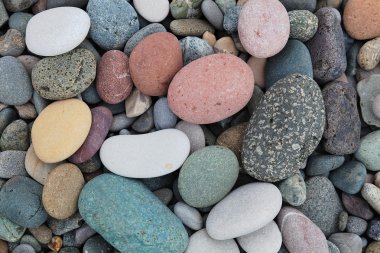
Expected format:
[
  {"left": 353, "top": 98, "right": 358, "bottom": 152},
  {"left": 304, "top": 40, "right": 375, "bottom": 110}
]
[
  {"left": 216, "top": 123, "right": 248, "bottom": 160},
  {"left": 247, "top": 56, "right": 267, "bottom": 88},
  {"left": 361, "top": 183, "right": 380, "bottom": 214},
  {"left": 125, "top": 88, "right": 152, "bottom": 118},
  {"left": 15, "top": 103, "right": 38, "bottom": 120},
  {"left": 202, "top": 31, "right": 216, "bottom": 47},
  {"left": 214, "top": 37, "right": 238, "bottom": 56},
  {"left": 358, "top": 37, "right": 380, "bottom": 71},
  {"left": 29, "top": 225, "right": 53, "bottom": 244},
  {"left": 42, "top": 163, "right": 85, "bottom": 219}
]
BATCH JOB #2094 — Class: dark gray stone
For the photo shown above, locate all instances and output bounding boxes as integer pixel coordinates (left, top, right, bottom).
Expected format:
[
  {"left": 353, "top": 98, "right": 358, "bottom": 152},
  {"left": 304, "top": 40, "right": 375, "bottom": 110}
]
[
  {"left": 288, "top": 10, "right": 318, "bottom": 42},
  {"left": 74, "top": 224, "right": 97, "bottom": 246},
  {"left": 59, "top": 247, "right": 80, "bottom": 253},
  {"left": 76, "top": 153, "right": 102, "bottom": 173},
  {"left": 83, "top": 235, "right": 112, "bottom": 253},
  {"left": 109, "top": 113, "right": 136, "bottom": 132},
  {"left": 0, "top": 108, "right": 18, "bottom": 136},
  {"left": 81, "top": 83, "right": 101, "bottom": 105},
  {"left": 3, "top": 0, "right": 36, "bottom": 12},
  {"left": 47, "top": 0, "right": 88, "bottom": 8},
  {"left": 32, "top": 91, "right": 50, "bottom": 114},
  {"left": 0, "top": 119, "right": 29, "bottom": 151},
  {"left": 201, "top": 0, "right": 224, "bottom": 30},
  {"left": 223, "top": 6, "right": 241, "bottom": 34},
  {"left": 346, "top": 216, "right": 367, "bottom": 236},
  {"left": 141, "top": 172, "right": 177, "bottom": 191},
  {"left": 11, "top": 244, "right": 35, "bottom": 253},
  {"left": 131, "top": 107, "right": 154, "bottom": 133},
  {"left": 76, "top": 39, "right": 101, "bottom": 63},
  {"left": 0, "top": 0, "right": 8, "bottom": 28},
  {"left": 8, "top": 12, "right": 33, "bottom": 36},
  {"left": 305, "top": 154, "right": 345, "bottom": 176},
  {"left": 367, "top": 219, "right": 380, "bottom": 241}
]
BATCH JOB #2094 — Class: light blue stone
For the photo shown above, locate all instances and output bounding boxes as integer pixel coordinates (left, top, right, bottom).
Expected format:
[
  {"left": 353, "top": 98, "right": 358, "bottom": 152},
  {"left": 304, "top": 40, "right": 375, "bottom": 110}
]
[
  {"left": 306, "top": 154, "right": 345, "bottom": 176},
  {"left": 79, "top": 174, "right": 189, "bottom": 253},
  {"left": 329, "top": 161, "right": 367, "bottom": 194}
]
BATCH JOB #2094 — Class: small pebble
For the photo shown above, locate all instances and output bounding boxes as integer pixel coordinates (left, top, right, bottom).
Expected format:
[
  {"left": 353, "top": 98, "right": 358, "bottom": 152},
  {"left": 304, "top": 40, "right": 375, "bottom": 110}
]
[
  {"left": 338, "top": 211, "right": 348, "bottom": 231},
  {"left": 357, "top": 37, "right": 380, "bottom": 71},
  {"left": 153, "top": 188, "right": 173, "bottom": 205},
  {"left": 201, "top": 0, "right": 224, "bottom": 31},
  {"left": 29, "top": 225, "right": 52, "bottom": 244},
  {"left": 214, "top": 36, "right": 238, "bottom": 55},
  {"left": 0, "top": 119, "right": 29, "bottom": 151},
  {"left": 185, "top": 229, "right": 239, "bottom": 253},
  {"left": 170, "top": 19, "right": 215, "bottom": 37},
  {"left": 133, "top": 0, "right": 169, "bottom": 22},
  {"left": 328, "top": 233, "right": 362, "bottom": 253},
  {"left": 131, "top": 107, "right": 154, "bottom": 133},
  {"left": 329, "top": 161, "right": 367, "bottom": 194},
  {"left": 342, "top": 193, "right": 375, "bottom": 220},
  {"left": 305, "top": 154, "right": 345, "bottom": 176},
  {"left": 174, "top": 202, "right": 203, "bottom": 230},
  {"left": 367, "top": 220, "right": 380, "bottom": 240},
  {"left": 361, "top": 183, "right": 380, "bottom": 215},
  {"left": 153, "top": 97, "right": 177, "bottom": 130},
  {"left": 278, "top": 172, "right": 307, "bottom": 206},
  {"left": 346, "top": 216, "right": 367, "bottom": 235},
  {"left": 0, "top": 150, "right": 27, "bottom": 178},
  {"left": 11, "top": 244, "right": 35, "bottom": 253},
  {"left": 180, "top": 36, "right": 214, "bottom": 65},
  {"left": 0, "top": 29, "right": 25, "bottom": 57},
  {"left": 9, "top": 12, "right": 33, "bottom": 36}
]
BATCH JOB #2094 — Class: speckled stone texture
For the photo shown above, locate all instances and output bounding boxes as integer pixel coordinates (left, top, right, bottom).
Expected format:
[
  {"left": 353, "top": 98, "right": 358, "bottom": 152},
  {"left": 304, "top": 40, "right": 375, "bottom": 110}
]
[
  {"left": 0, "top": 215, "right": 25, "bottom": 242},
  {"left": 242, "top": 74, "right": 325, "bottom": 182},
  {"left": 279, "top": 0, "right": 316, "bottom": 11},
  {"left": 322, "top": 81, "right": 360, "bottom": 155},
  {"left": 79, "top": 174, "right": 189, "bottom": 253},
  {"left": 288, "top": 10, "right": 318, "bottom": 42},
  {"left": 306, "top": 7, "right": 346, "bottom": 84}
]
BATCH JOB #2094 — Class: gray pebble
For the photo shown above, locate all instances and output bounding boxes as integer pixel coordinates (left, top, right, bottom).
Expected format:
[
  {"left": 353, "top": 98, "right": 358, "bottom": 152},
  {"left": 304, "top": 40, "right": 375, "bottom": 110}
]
[
  {"left": 0, "top": 0, "right": 8, "bottom": 28},
  {"left": 81, "top": 83, "right": 101, "bottom": 105},
  {"left": 83, "top": 235, "right": 112, "bottom": 253},
  {"left": 119, "top": 129, "right": 131, "bottom": 135},
  {"left": 201, "top": 126, "right": 216, "bottom": 146},
  {"left": 154, "top": 188, "right": 173, "bottom": 205},
  {"left": 0, "top": 215, "right": 26, "bottom": 242},
  {"left": 201, "top": 0, "right": 224, "bottom": 30},
  {"left": 75, "top": 153, "right": 102, "bottom": 173},
  {"left": 247, "top": 85, "right": 264, "bottom": 115},
  {"left": 215, "top": 0, "right": 236, "bottom": 13},
  {"left": 279, "top": 0, "right": 316, "bottom": 11},
  {"left": 110, "top": 113, "right": 136, "bottom": 132},
  {"left": 0, "top": 119, "right": 30, "bottom": 151},
  {"left": 141, "top": 173, "right": 177, "bottom": 191},
  {"left": 367, "top": 219, "right": 380, "bottom": 240},
  {"left": 59, "top": 247, "right": 80, "bottom": 253},
  {"left": 327, "top": 240, "right": 340, "bottom": 253},
  {"left": 47, "top": 213, "right": 83, "bottom": 235},
  {"left": 0, "top": 29, "right": 25, "bottom": 57},
  {"left": 47, "top": 0, "right": 88, "bottom": 8},
  {"left": 132, "top": 107, "right": 154, "bottom": 133},
  {"left": 11, "top": 244, "right": 35, "bottom": 253},
  {"left": 305, "top": 154, "right": 345, "bottom": 176},
  {"left": 0, "top": 108, "right": 18, "bottom": 136},
  {"left": 32, "top": 91, "right": 50, "bottom": 114},
  {"left": 223, "top": 6, "right": 241, "bottom": 34},
  {"left": 288, "top": 10, "right": 318, "bottom": 42},
  {"left": 173, "top": 201, "right": 203, "bottom": 230},
  {"left": 74, "top": 224, "right": 97, "bottom": 246},
  {"left": 278, "top": 172, "right": 306, "bottom": 206},
  {"left": 180, "top": 36, "right": 214, "bottom": 65},
  {"left": 20, "top": 235, "right": 41, "bottom": 252},
  {"left": 346, "top": 216, "right": 367, "bottom": 236},
  {"left": 0, "top": 150, "right": 27, "bottom": 178},
  {"left": 175, "top": 120, "right": 205, "bottom": 153},
  {"left": 76, "top": 39, "right": 101, "bottom": 63},
  {"left": 63, "top": 230, "right": 79, "bottom": 247},
  {"left": 153, "top": 97, "right": 177, "bottom": 130},
  {"left": 328, "top": 233, "right": 362, "bottom": 253},
  {"left": 338, "top": 211, "right": 348, "bottom": 231},
  {"left": 8, "top": 12, "right": 33, "bottom": 36}
]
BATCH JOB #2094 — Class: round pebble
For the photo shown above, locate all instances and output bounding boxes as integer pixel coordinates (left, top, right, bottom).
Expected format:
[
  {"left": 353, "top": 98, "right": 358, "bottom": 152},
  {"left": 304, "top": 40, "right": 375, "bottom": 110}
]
[
  {"left": 175, "top": 121, "right": 205, "bottom": 153},
  {"left": 180, "top": 36, "right": 214, "bottom": 65},
  {"left": 342, "top": 193, "right": 375, "bottom": 220},
  {"left": 328, "top": 233, "right": 362, "bottom": 253},
  {"left": 305, "top": 154, "right": 345, "bottom": 176},
  {"left": 329, "top": 161, "right": 367, "bottom": 194},
  {"left": 357, "top": 75, "right": 380, "bottom": 127},
  {"left": 133, "top": 0, "right": 169, "bottom": 22},
  {"left": 357, "top": 37, "right": 380, "bottom": 71},
  {"left": 153, "top": 97, "right": 177, "bottom": 130},
  {"left": 346, "top": 216, "right": 367, "bottom": 235},
  {"left": 288, "top": 10, "right": 318, "bottom": 42}
]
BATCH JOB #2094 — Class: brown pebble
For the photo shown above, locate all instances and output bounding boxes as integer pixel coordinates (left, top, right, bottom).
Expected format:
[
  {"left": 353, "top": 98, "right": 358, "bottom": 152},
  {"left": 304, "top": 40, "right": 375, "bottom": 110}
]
[
  {"left": 170, "top": 19, "right": 215, "bottom": 37},
  {"left": 214, "top": 37, "right": 238, "bottom": 56},
  {"left": 247, "top": 56, "right": 266, "bottom": 88},
  {"left": 29, "top": 225, "right": 53, "bottom": 244},
  {"left": 357, "top": 37, "right": 380, "bottom": 71},
  {"left": 216, "top": 123, "right": 248, "bottom": 159},
  {"left": 17, "top": 55, "right": 40, "bottom": 75},
  {"left": 83, "top": 169, "right": 103, "bottom": 182},
  {"left": 48, "top": 236, "right": 62, "bottom": 252},
  {"left": 15, "top": 103, "right": 37, "bottom": 120},
  {"left": 0, "top": 240, "right": 7, "bottom": 253},
  {"left": 202, "top": 31, "right": 216, "bottom": 46},
  {"left": 367, "top": 173, "right": 375, "bottom": 184}
]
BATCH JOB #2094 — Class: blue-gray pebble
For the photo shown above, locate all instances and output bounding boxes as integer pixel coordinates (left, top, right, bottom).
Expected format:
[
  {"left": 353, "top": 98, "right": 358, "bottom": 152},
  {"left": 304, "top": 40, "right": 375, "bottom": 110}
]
[
  {"left": 180, "top": 36, "right": 214, "bottom": 65},
  {"left": 223, "top": 6, "right": 241, "bottom": 34},
  {"left": 9, "top": 12, "right": 33, "bottom": 36},
  {"left": 0, "top": 108, "right": 18, "bottom": 135},
  {"left": 0, "top": 215, "right": 25, "bottom": 242},
  {"left": 201, "top": 0, "right": 224, "bottom": 30},
  {"left": 79, "top": 174, "right": 189, "bottom": 253},
  {"left": 20, "top": 235, "right": 41, "bottom": 252},
  {"left": 47, "top": 0, "right": 89, "bottom": 8},
  {"left": 154, "top": 97, "right": 177, "bottom": 130},
  {"left": 0, "top": 56, "right": 33, "bottom": 106},
  {"left": 83, "top": 235, "right": 112, "bottom": 253},
  {"left": 11, "top": 244, "right": 35, "bottom": 253},
  {"left": 265, "top": 40, "right": 313, "bottom": 88},
  {"left": 131, "top": 107, "right": 154, "bottom": 133},
  {"left": 81, "top": 83, "right": 101, "bottom": 105},
  {"left": 305, "top": 154, "right": 345, "bottom": 176},
  {"left": 329, "top": 161, "right": 367, "bottom": 194},
  {"left": 87, "top": 0, "right": 139, "bottom": 50}
]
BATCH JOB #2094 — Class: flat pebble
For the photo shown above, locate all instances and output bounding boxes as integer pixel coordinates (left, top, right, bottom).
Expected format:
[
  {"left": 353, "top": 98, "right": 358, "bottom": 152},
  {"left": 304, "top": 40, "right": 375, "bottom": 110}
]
[
  {"left": 20, "top": 235, "right": 41, "bottom": 252},
  {"left": 76, "top": 153, "right": 101, "bottom": 173},
  {"left": 279, "top": 172, "right": 307, "bottom": 206},
  {"left": 0, "top": 119, "right": 29, "bottom": 151},
  {"left": 170, "top": 19, "right": 215, "bottom": 37},
  {"left": 328, "top": 233, "right": 362, "bottom": 253},
  {"left": 305, "top": 154, "right": 345, "bottom": 176},
  {"left": 206, "top": 182, "right": 282, "bottom": 240},
  {"left": 279, "top": 0, "right": 316, "bottom": 11},
  {"left": 100, "top": 129, "right": 190, "bottom": 178},
  {"left": 180, "top": 36, "right": 214, "bottom": 65},
  {"left": 201, "top": 0, "right": 224, "bottom": 30},
  {"left": 0, "top": 29, "right": 25, "bottom": 57},
  {"left": 357, "top": 75, "right": 380, "bottom": 127},
  {"left": 361, "top": 183, "right": 380, "bottom": 215},
  {"left": 125, "top": 88, "right": 152, "bottom": 118},
  {"left": 329, "top": 161, "right": 367, "bottom": 194},
  {"left": 354, "top": 130, "right": 380, "bottom": 171},
  {"left": 238, "top": 0, "right": 290, "bottom": 58},
  {"left": 0, "top": 215, "right": 25, "bottom": 242},
  {"left": 346, "top": 216, "right": 367, "bottom": 235},
  {"left": 215, "top": 0, "right": 236, "bottom": 13},
  {"left": 175, "top": 121, "right": 205, "bottom": 153},
  {"left": 185, "top": 229, "right": 239, "bottom": 253},
  {"left": 25, "top": 7, "right": 90, "bottom": 56},
  {"left": 133, "top": 0, "right": 169, "bottom": 22},
  {"left": 0, "top": 150, "right": 27, "bottom": 178},
  {"left": 289, "top": 10, "right": 318, "bottom": 42},
  {"left": 342, "top": 193, "right": 374, "bottom": 220},
  {"left": 174, "top": 202, "right": 203, "bottom": 230}
]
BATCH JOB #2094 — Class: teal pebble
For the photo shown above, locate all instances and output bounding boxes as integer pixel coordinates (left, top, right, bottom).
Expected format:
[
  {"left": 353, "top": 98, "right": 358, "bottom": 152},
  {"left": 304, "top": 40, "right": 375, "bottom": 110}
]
[
  {"left": 8, "top": 12, "right": 33, "bottom": 36},
  {"left": 20, "top": 234, "right": 41, "bottom": 252},
  {"left": 278, "top": 172, "right": 306, "bottom": 206},
  {"left": 0, "top": 215, "right": 25, "bottom": 242},
  {"left": 305, "top": 154, "right": 345, "bottom": 176},
  {"left": 329, "top": 161, "right": 367, "bottom": 194}
]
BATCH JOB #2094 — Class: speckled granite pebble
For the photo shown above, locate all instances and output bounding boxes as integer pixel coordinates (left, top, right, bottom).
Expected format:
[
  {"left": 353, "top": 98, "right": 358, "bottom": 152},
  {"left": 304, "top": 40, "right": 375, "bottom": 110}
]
[
  {"left": 180, "top": 36, "right": 214, "bottom": 65},
  {"left": 288, "top": 10, "right": 318, "bottom": 42},
  {"left": 170, "top": 0, "right": 202, "bottom": 19},
  {"left": 346, "top": 216, "right": 367, "bottom": 236},
  {"left": 223, "top": 6, "right": 241, "bottom": 34},
  {"left": 279, "top": 172, "right": 306, "bottom": 206},
  {"left": 357, "top": 75, "right": 380, "bottom": 127}
]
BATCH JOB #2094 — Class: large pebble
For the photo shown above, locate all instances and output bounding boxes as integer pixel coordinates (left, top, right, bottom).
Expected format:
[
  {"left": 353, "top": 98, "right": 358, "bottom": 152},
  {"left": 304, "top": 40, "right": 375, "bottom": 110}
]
[
  {"left": 342, "top": 193, "right": 374, "bottom": 220},
  {"left": 178, "top": 146, "right": 239, "bottom": 208},
  {"left": 31, "top": 99, "right": 92, "bottom": 163},
  {"left": 174, "top": 202, "right": 203, "bottom": 230},
  {"left": 87, "top": 0, "right": 139, "bottom": 50},
  {"left": 79, "top": 174, "right": 189, "bottom": 253},
  {"left": 96, "top": 50, "right": 132, "bottom": 104},
  {"left": 328, "top": 233, "right": 362, "bottom": 253},
  {"left": 206, "top": 182, "right": 282, "bottom": 240},
  {"left": 277, "top": 207, "right": 329, "bottom": 253},
  {"left": 242, "top": 74, "right": 325, "bottom": 182},
  {"left": 0, "top": 56, "right": 32, "bottom": 106},
  {"left": 361, "top": 183, "right": 380, "bottom": 215},
  {"left": 279, "top": 172, "right": 307, "bottom": 206},
  {"left": 279, "top": 0, "right": 316, "bottom": 11},
  {"left": 168, "top": 54, "right": 253, "bottom": 124},
  {"left": 100, "top": 129, "right": 190, "bottom": 178},
  {"left": 133, "top": 0, "right": 169, "bottom": 22},
  {"left": 329, "top": 161, "right": 366, "bottom": 194},
  {"left": 306, "top": 7, "right": 346, "bottom": 84},
  {"left": 357, "top": 75, "right": 380, "bottom": 127},
  {"left": 0, "top": 215, "right": 25, "bottom": 242},
  {"left": 175, "top": 121, "right": 205, "bottom": 153},
  {"left": 305, "top": 154, "right": 345, "bottom": 176},
  {"left": 354, "top": 130, "right": 380, "bottom": 171},
  {"left": 0, "top": 119, "right": 29, "bottom": 151},
  {"left": 0, "top": 150, "right": 27, "bottom": 178},
  {"left": 42, "top": 163, "right": 84, "bottom": 219},
  {"left": 238, "top": 0, "right": 290, "bottom": 58},
  {"left": 0, "top": 176, "right": 48, "bottom": 228},
  {"left": 185, "top": 229, "right": 239, "bottom": 253},
  {"left": 237, "top": 221, "right": 282, "bottom": 253},
  {"left": 288, "top": 10, "right": 318, "bottom": 42},
  {"left": 69, "top": 107, "right": 112, "bottom": 163},
  {"left": 25, "top": 7, "right": 90, "bottom": 56},
  {"left": 130, "top": 32, "right": 183, "bottom": 96},
  {"left": 0, "top": 29, "right": 25, "bottom": 57},
  {"left": 32, "top": 49, "right": 96, "bottom": 100},
  {"left": 297, "top": 176, "right": 343, "bottom": 236},
  {"left": 180, "top": 36, "right": 214, "bottom": 65}
]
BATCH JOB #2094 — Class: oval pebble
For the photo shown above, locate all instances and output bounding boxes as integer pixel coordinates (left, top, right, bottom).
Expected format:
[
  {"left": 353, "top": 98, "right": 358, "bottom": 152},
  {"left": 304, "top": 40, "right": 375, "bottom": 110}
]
[
  {"left": 168, "top": 54, "right": 253, "bottom": 124},
  {"left": 342, "top": 193, "right": 374, "bottom": 221},
  {"left": 125, "top": 88, "right": 152, "bottom": 118},
  {"left": 305, "top": 154, "right": 345, "bottom": 176},
  {"left": 0, "top": 29, "right": 25, "bottom": 57},
  {"left": 25, "top": 7, "right": 90, "bottom": 56},
  {"left": 185, "top": 229, "right": 239, "bottom": 253},
  {"left": 206, "top": 182, "right": 282, "bottom": 240},
  {"left": 354, "top": 130, "right": 380, "bottom": 171},
  {"left": 133, "top": 0, "right": 169, "bottom": 22},
  {"left": 238, "top": 0, "right": 290, "bottom": 58},
  {"left": 329, "top": 161, "right": 367, "bottom": 194},
  {"left": 201, "top": 0, "right": 224, "bottom": 31},
  {"left": 357, "top": 37, "right": 380, "bottom": 71},
  {"left": 0, "top": 150, "right": 27, "bottom": 179},
  {"left": 100, "top": 129, "right": 190, "bottom": 178},
  {"left": 278, "top": 172, "right": 307, "bottom": 206},
  {"left": 0, "top": 119, "right": 29, "bottom": 151},
  {"left": 12, "top": 244, "right": 35, "bottom": 253},
  {"left": 174, "top": 202, "right": 203, "bottom": 230},
  {"left": 170, "top": 19, "right": 215, "bottom": 37},
  {"left": 153, "top": 97, "right": 177, "bottom": 130},
  {"left": 328, "top": 233, "right": 362, "bottom": 253},
  {"left": 361, "top": 183, "right": 380, "bottom": 215},
  {"left": 31, "top": 99, "right": 92, "bottom": 163},
  {"left": 176, "top": 121, "right": 205, "bottom": 153}
]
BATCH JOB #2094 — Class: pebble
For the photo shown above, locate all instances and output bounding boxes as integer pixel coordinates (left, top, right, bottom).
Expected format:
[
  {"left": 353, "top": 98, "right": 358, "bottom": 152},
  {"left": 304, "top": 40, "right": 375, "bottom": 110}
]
[
  {"left": 29, "top": 225, "right": 52, "bottom": 244},
  {"left": 14, "top": 103, "right": 37, "bottom": 120},
  {"left": 180, "top": 36, "right": 214, "bottom": 65},
  {"left": 47, "top": 213, "right": 83, "bottom": 235},
  {"left": 223, "top": 6, "right": 241, "bottom": 33},
  {"left": 0, "top": 176, "right": 48, "bottom": 228},
  {"left": 0, "top": 29, "right": 25, "bottom": 57},
  {"left": 175, "top": 121, "right": 205, "bottom": 153},
  {"left": 81, "top": 84, "right": 101, "bottom": 105},
  {"left": 69, "top": 107, "right": 112, "bottom": 163},
  {"left": 76, "top": 153, "right": 101, "bottom": 173},
  {"left": 133, "top": 0, "right": 169, "bottom": 22},
  {"left": 74, "top": 224, "right": 96, "bottom": 246},
  {"left": 141, "top": 173, "right": 177, "bottom": 191},
  {"left": 214, "top": 36, "right": 238, "bottom": 55},
  {"left": 31, "top": 99, "right": 92, "bottom": 163},
  {"left": 202, "top": 31, "right": 216, "bottom": 46},
  {"left": 79, "top": 174, "right": 189, "bottom": 253},
  {"left": 358, "top": 37, "right": 380, "bottom": 71},
  {"left": 3, "top": 0, "right": 36, "bottom": 12},
  {"left": 0, "top": 1, "right": 8, "bottom": 28},
  {"left": 339, "top": 211, "right": 348, "bottom": 231},
  {"left": 306, "top": 7, "right": 346, "bottom": 84},
  {"left": 346, "top": 216, "right": 367, "bottom": 235},
  {"left": 170, "top": 0, "right": 202, "bottom": 19},
  {"left": 329, "top": 161, "right": 367, "bottom": 194},
  {"left": 96, "top": 50, "right": 132, "bottom": 104},
  {"left": 201, "top": 0, "right": 224, "bottom": 31},
  {"left": 82, "top": 235, "right": 112, "bottom": 253},
  {"left": 357, "top": 75, "right": 380, "bottom": 127},
  {"left": 20, "top": 235, "right": 41, "bottom": 252},
  {"left": 354, "top": 130, "right": 380, "bottom": 171},
  {"left": 0, "top": 56, "right": 32, "bottom": 106},
  {"left": 130, "top": 32, "right": 183, "bottom": 96},
  {"left": 42, "top": 163, "right": 84, "bottom": 219},
  {"left": 87, "top": 0, "right": 139, "bottom": 50},
  {"left": 153, "top": 188, "right": 173, "bottom": 205},
  {"left": 237, "top": 221, "right": 282, "bottom": 253},
  {"left": 174, "top": 202, "right": 203, "bottom": 230},
  {"left": 247, "top": 57, "right": 266, "bottom": 88},
  {"left": 185, "top": 229, "right": 239, "bottom": 253},
  {"left": 0, "top": 119, "right": 29, "bottom": 151},
  {"left": 153, "top": 97, "right": 177, "bottom": 130},
  {"left": 125, "top": 88, "right": 152, "bottom": 118},
  {"left": 11, "top": 244, "right": 35, "bottom": 253},
  {"left": 238, "top": 0, "right": 290, "bottom": 58},
  {"left": 109, "top": 113, "right": 135, "bottom": 132},
  {"left": 32, "top": 0, "right": 47, "bottom": 14},
  {"left": 0, "top": 215, "right": 25, "bottom": 242},
  {"left": 322, "top": 81, "right": 361, "bottom": 155},
  {"left": 131, "top": 107, "right": 154, "bottom": 133},
  {"left": 0, "top": 240, "right": 7, "bottom": 253},
  {"left": 305, "top": 154, "right": 345, "bottom": 176},
  {"left": 32, "top": 91, "right": 49, "bottom": 114},
  {"left": 9, "top": 12, "right": 33, "bottom": 37},
  {"left": 265, "top": 39, "right": 313, "bottom": 88},
  {"left": 60, "top": 247, "right": 80, "bottom": 253},
  {"left": 46, "top": 0, "right": 88, "bottom": 8},
  {"left": 343, "top": 0, "right": 380, "bottom": 40},
  {"left": 328, "top": 241, "right": 340, "bottom": 253},
  {"left": 288, "top": 10, "right": 318, "bottom": 42},
  {"left": 279, "top": 0, "right": 316, "bottom": 11},
  {"left": 279, "top": 172, "right": 307, "bottom": 206},
  {"left": 328, "top": 233, "right": 362, "bottom": 253},
  {"left": 297, "top": 176, "right": 343, "bottom": 236},
  {"left": 25, "top": 7, "right": 89, "bottom": 56},
  {"left": 216, "top": 123, "right": 247, "bottom": 159},
  {"left": 168, "top": 54, "right": 254, "bottom": 124},
  {"left": 170, "top": 19, "right": 215, "bottom": 37},
  {"left": 277, "top": 207, "right": 329, "bottom": 253},
  {"left": 206, "top": 182, "right": 282, "bottom": 240},
  {"left": 342, "top": 193, "right": 375, "bottom": 220},
  {"left": 242, "top": 74, "right": 325, "bottom": 182},
  {"left": 0, "top": 150, "right": 27, "bottom": 178},
  {"left": 361, "top": 183, "right": 380, "bottom": 215},
  {"left": 100, "top": 129, "right": 190, "bottom": 178}
]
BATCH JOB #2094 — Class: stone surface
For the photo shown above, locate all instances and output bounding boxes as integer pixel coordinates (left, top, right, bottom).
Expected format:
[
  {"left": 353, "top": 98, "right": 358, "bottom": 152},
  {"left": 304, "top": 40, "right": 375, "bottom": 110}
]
[
  {"left": 0, "top": 109, "right": 17, "bottom": 137},
  {"left": 216, "top": 123, "right": 247, "bottom": 160},
  {"left": 0, "top": 215, "right": 25, "bottom": 242},
  {"left": 201, "top": 0, "right": 224, "bottom": 30},
  {"left": 131, "top": 107, "right": 154, "bottom": 133},
  {"left": 297, "top": 176, "right": 343, "bottom": 236},
  {"left": 278, "top": 207, "right": 329, "bottom": 253},
  {"left": 180, "top": 36, "right": 214, "bottom": 65},
  {"left": 0, "top": 150, "right": 27, "bottom": 178},
  {"left": 358, "top": 37, "right": 380, "bottom": 71},
  {"left": 329, "top": 161, "right": 367, "bottom": 194},
  {"left": 185, "top": 229, "right": 239, "bottom": 253},
  {"left": 133, "top": 0, "right": 169, "bottom": 22},
  {"left": 357, "top": 75, "right": 380, "bottom": 127},
  {"left": 20, "top": 235, "right": 41, "bottom": 252},
  {"left": 154, "top": 188, "right": 173, "bottom": 205},
  {"left": 96, "top": 50, "right": 132, "bottom": 104},
  {"left": 16, "top": 55, "right": 39, "bottom": 76},
  {"left": 306, "top": 7, "right": 346, "bottom": 84},
  {"left": 367, "top": 241, "right": 380, "bottom": 253},
  {"left": 0, "top": 119, "right": 29, "bottom": 151},
  {"left": 238, "top": 0, "right": 290, "bottom": 58},
  {"left": 305, "top": 154, "right": 345, "bottom": 176},
  {"left": 342, "top": 193, "right": 374, "bottom": 220},
  {"left": 0, "top": 29, "right": 25, "bottom": 57},
  {"left": 354, "top": 130, "right": 380, "bottom": 171},
  {"left": 31, "top": 99, "right": 92, "bottom": 163},
  {"left": 223, "top": 6, "right": 241, "bottom": 34},
  {"left": 46, "top": 0, "right": 88, "bottom": 8},
  {"left": 206, "top": 183, "right": 282, "bottom": 240},
  {"left": 15, "top": 103, "right": 37, "bottom": 120},
  {"left": 242, "top": 74, "right": 325, "bottom": 182},
  {"left": 25, "top": 7, "right": 90, "bottom": 56},
  {"left": 339, "top": 211, "right": 348, "bottom": 231},
  {"left": 42, "top": 163, "right": 84, "bottom": 220},
  {"left": 153, "top": 97, "right": 177, "bottom": 130},
  {"left": 47, "top": 213, "right": 83, "bottom": 235},
  {"left": 279, "top": 0, "right": 316, "bottom": 11},
  {"left": 3, "top": 0, "right": 36, "bottom": 12},
  {"left": 328, "top": 233, "right": 362, "bottom": 253},
  {"left": 214, "top": 36, "right": 238, "bottom": 55},
  {"left": 322, "top": 81, "right": 361, "bottom": 155},
  {"left": 82, "top": 235, "right": 112, "bottom": 253},
  {"left": 130, "top": 32, "right": 183, "bottom": 96},
  {"left": 237, "top": 221, "right": 282, "bottom": 253},
  {"left": 29, "top": 225, "right": 52, "bottom": 244},
  {"left": 32, "top": 49, "right": 96, "bottom": 100},
  {"left": 279, "top": 172, "right": 307, "bottom": 206},
  {"left": 100, "top": 129, "right": 190, "bottom": 178},
  {"left": 0, "top": 56, "right": 32, "bottom": 106},
  {"left": 168, "top": 54, "right": 254, "bottom": 124},
  {"left": 11, "top": 244, "right": 35, "bottom": 253},
  {"left": 170, "top": 0, "right": 202, "bottom": 19},
  {"left": 361, "top": 183, "right": 380, "bottom": 215},
  {"left": 247, "top": 57, "right": 266, "bottom": 88},
  {"left": 125, "top": 88, "right": 152, "bottom": 118},
  {"left": 110, "top": 113, "right": 135, "bottom": 132},
  {"left": 79, "top": 174, "right": 189, "bottom": 253},
  {"left": 174, "top": 202, "right": 203, "bottom": 230},
  {"left": 346, "top": 216, "right": 367, "bottom": 235},
  {"left": 178, "top": 146, "right": 239, "bottom": 208},
  {"left": 170, "top": 19, "right": 215, "bottom": 37},
  {"left": 289, "top": 10, "right": 318, "bottom": 42},
  {"left": 0, "top": 1, "right": 8, "bottom": 28},
  {"left": 175, "top": 121, "right": 205, "bottom": 153}
]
